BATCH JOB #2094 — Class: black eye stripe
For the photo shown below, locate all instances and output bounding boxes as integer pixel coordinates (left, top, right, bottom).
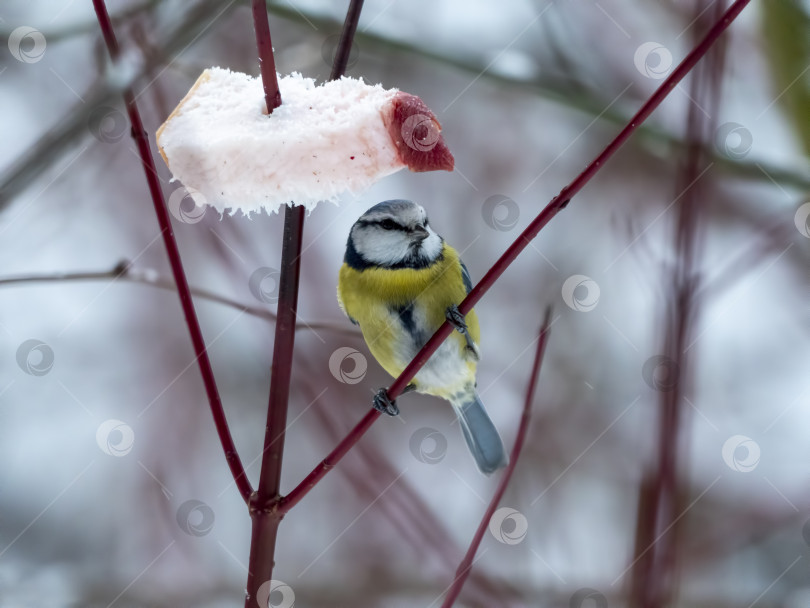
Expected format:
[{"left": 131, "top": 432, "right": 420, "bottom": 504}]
[
  {"left": 378, "top": 218, "right": 406, "bottom": 231},
  {"left": 356, "top": 217, "right": 424, "bottom": 232}
]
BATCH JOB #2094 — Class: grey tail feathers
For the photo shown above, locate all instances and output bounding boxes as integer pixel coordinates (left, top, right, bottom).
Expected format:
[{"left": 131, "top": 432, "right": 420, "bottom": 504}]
[{"left": 451, "top": 393, "right": 508, "bottom": 475}]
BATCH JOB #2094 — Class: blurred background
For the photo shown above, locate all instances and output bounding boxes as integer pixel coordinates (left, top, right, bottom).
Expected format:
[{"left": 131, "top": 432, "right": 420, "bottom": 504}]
[{"left": 1, "top": 0, "right": 810, "bottom": 606}]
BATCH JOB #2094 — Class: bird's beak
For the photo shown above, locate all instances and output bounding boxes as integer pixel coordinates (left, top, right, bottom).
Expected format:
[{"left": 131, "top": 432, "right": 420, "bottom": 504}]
[{"left": 411, "top": 225, "right": 429, "bottom": 241}]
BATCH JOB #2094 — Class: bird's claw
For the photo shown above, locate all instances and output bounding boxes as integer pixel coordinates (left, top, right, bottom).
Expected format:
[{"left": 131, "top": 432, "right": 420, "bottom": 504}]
[
  {"left": 445, "top": 304, "right": 468, "bottom": 332},
  {"left": 373, "top": 388, "right": 399, "bottom": 416},
  {"left": 446, "top": 304, "right": 477, "bottom": 354}
]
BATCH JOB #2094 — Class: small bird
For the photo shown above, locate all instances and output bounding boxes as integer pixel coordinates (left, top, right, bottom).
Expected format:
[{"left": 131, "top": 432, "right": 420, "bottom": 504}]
[{"left": 337, "top": 200, "right": 508, "bottom": 474}]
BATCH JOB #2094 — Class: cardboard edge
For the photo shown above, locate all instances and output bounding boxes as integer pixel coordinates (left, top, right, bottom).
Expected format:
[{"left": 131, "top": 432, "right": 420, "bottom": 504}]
[{"left": 155, "top": 69, "right": 213, "bottom": 168}]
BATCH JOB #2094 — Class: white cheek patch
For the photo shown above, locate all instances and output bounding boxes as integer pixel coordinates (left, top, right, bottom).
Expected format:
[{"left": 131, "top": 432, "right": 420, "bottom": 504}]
[
  {"left": 420, "top": 230, "right": 443, "bottom": 261},
  {"left": 352, "top": 224, "right": 444, "bottom": 267},
  {"left": 354, "top": 230, "right": 413, "bottom": 266}
]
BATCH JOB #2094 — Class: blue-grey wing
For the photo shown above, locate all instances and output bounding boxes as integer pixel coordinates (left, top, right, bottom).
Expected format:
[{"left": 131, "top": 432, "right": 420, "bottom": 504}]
[{"left": 460, "top": 260, "right": 473, "bottom": 295}]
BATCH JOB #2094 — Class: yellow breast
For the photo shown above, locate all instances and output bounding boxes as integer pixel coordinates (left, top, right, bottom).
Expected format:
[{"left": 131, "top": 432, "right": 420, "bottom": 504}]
[{"left": 337, "top": 242, "right": 480, "bottom": 393}]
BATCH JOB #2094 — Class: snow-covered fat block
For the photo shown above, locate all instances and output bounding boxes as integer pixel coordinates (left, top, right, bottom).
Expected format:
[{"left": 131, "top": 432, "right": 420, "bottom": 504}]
[{"left": 156, "top": 68, "right": 454, "bottom": 214}]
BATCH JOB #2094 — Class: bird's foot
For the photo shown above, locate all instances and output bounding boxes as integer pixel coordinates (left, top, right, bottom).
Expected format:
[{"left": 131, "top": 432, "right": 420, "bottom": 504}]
[
  {"left": 373, "top": 388, "right": 399, "bottom": 416},
  {"left": 445, "top": 304, "right": 468, "bottom": 333},
  {"left": 446, "top": 304, "right": 478, "bottom": 356}
]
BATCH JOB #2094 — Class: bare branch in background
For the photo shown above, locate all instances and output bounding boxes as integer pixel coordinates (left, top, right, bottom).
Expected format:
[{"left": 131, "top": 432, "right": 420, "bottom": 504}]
[
  {"left": 0, "top": 262, "right": 359, "bottom": 336},
  {"left": 91, "top": 0, "right": 253, "bottom": 502}
]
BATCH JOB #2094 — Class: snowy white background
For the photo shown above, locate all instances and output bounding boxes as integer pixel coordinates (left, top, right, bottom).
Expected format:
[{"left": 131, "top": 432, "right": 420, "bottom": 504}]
[{"left": 1, "top": 1, "right": 810, "bottom": 607}]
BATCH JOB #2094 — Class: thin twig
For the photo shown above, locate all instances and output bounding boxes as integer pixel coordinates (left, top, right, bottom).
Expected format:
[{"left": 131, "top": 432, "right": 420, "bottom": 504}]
[
  {"left": 0, "top": 263, "right": 359, "bottom": 336},
  {"left": 440, "top": 308, "right": 553, "bottom": 608},
  {"left": 280, "top": 0, "right": 753, "bottom": 513},
  {"left": 91, "top": 0, "right": 253, "bottom": 504},
  {"left": 328, "top": 0, "right": 363, "bottom": 80},
  {"left": 251, "top": 0, "right": 281, "bottom": 112}
]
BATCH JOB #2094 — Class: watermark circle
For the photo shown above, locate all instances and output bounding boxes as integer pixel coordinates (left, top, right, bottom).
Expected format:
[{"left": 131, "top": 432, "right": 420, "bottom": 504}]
[
  {"left": 88, "top": 106, "right": 128, "bottom": 144},
  {"left": 634, "top": 42, "right": 672, "bottom": 79},
  {"left": 8, "top": 26, "right": 46, "bottom": 63},
  {"left": 96, "top": 419, "right": 135, "bottom": 457},
  {"left": 176, "top": 499, "right": 215, "bottom": 537},
  {"left": 794, "top": 202, "right": 810, "bottom": 238},
  {"left": 328, "top": 347, "right": 367, "bottom": 384},
  {"left": 168, "top": 187, "right": 207, "bottom": 224},
  {"left": 562, "top": 275, "right": 600, "bottom": 312},
  {"left": 721, "top": 435, "right": 760, "bottom": 472},
  {"left": 249, "top": 267, "right": 281, "bottom": 304},
  {"left": 16, "top": 339, "right": 54, "bottom": 376},
  {"left": 642, "top": 355, "right": 679, "bottom": 392},
  {"left": 409, "top": 427, "right": 448, "bottom": 464},
  {"left": 488, "top": 507, "right": 528, "bottom": 545},
  {"left": 570, "top": 588, "right": 608, "bottom": 608},
  {"left": 256, "top": 580, "right": 295, "bottom": 608},
  {"left": 714, "top": 122, "right": 753, "bottom": 159},
  {"left": 401, "top": 113, "right": 441, "bottom": 152},
  {"left": 482, "top": 195, "right": 520, "bottom": 231}
]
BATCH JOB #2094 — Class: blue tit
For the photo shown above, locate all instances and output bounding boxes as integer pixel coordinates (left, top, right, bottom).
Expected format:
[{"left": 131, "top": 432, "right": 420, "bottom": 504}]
[{"left": 337, "top": 199, "right": 508, "bottom": 474}]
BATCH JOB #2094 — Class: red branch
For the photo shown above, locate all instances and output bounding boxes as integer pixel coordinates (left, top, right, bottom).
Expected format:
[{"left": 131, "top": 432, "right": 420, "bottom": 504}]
[
  {"left": 280, "top": 0, "right": 753, "bottom": 512},
  {"left": 328, "top": 0, "right": 364, "bottom": 80},
  {"left": 441, "top": 308, "right": 553, "bottom": 608},
  {"left": 244, "top": 1, "right": 366, "bottom": 605},
  {"left": 251, "top": 0, "right": 281, "bottom": 112},
  {"left": 244, "top": 210, "right": 304, "bottom": 605},
  {"left": 91, "top": 0, "right": 253, "bottom": 504},
  {"left": 244, "top": 2, "right": 298, "bottom": 604}
]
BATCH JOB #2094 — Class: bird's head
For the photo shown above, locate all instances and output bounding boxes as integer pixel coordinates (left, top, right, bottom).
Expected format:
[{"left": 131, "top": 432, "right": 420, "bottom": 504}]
[{"left": 346, "top": 200, "right": 443, "bottom": 269}]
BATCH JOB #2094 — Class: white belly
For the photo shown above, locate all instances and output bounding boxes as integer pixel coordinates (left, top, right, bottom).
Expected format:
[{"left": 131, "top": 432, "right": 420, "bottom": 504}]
[{"left": 387, "top": 304, "right": 475, "bottom": 398}]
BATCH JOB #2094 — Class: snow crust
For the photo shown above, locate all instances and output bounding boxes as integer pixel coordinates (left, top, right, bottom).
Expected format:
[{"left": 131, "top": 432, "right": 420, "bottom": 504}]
[{"left": 157, "top": 68, "right": 403, "bottom": 214}]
